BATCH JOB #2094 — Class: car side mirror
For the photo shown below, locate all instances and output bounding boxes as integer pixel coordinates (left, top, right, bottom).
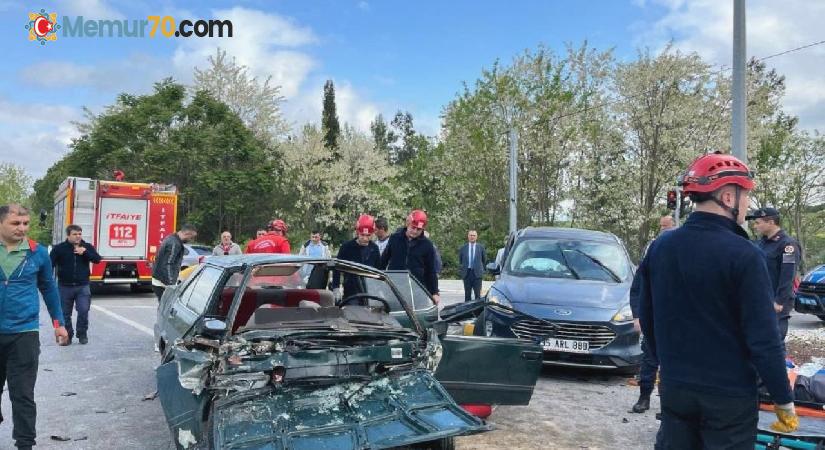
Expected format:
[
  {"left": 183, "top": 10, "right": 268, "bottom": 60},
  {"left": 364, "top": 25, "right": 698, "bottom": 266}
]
[
  {"left": 202, "top": 319, "right": 227, "bottom": 336},
  {"left": 486, "top": 262, "right": 500, "bottom": 275}
]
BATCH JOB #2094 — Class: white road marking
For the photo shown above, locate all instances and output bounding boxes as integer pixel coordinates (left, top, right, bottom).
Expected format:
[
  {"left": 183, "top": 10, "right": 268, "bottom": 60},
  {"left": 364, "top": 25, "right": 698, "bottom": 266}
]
[{"left": 91, "top": 304, "right": 154, "bottom": 336}]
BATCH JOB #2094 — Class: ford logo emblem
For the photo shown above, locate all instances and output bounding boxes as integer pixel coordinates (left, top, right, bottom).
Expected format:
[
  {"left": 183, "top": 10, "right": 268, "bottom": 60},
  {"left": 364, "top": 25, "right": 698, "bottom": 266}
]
[{"left": 553, "top": 308, "right": 572, "bottom": 316}]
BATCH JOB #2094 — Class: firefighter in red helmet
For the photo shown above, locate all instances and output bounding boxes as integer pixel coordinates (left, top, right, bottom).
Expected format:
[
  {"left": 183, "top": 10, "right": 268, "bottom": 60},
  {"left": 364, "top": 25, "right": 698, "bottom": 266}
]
[
  {"left": 380, "top": 210, "right": 440, "bottom": 303},
  {"left": 332, "top": 214, "right": 381, "bottom": 300},
  {"left": 635, "top": 152, "right": 797, "bottom": 447},
  {"left": 245, "top": 219, "right": 291, "bottom": 254}
]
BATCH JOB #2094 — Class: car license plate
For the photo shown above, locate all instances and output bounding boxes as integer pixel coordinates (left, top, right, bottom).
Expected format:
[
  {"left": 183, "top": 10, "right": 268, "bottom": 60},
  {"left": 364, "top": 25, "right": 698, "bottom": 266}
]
[{"left": 542, "top": 338, "right": 590, "bottom": 353}]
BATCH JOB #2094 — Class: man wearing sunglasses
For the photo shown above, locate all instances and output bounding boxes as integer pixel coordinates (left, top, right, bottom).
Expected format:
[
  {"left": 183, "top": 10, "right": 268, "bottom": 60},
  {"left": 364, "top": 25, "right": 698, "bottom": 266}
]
[{"left": 380, "top": 210, "right": 440, "bottom": 304}]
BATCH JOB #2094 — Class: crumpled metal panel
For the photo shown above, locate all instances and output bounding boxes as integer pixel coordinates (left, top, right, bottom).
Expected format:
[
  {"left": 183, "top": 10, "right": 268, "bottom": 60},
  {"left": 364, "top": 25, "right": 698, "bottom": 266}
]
[{"left": 211, "top": 369, "right": 490, "bottom": 449}]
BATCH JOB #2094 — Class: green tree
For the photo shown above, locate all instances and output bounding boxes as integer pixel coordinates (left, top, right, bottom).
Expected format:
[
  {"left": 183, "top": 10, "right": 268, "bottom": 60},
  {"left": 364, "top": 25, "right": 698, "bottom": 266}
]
[
  {"left": 32, "top": 79, "right": 275, "bottom": 244},
  {"left": 322, "top": 80, "right": 341, "bottom": 154},
  {"left": 370, "top": 113, "right": 395, "bottom": 163},
  {"left": 193, "top": 48, "right": 289, "bottom": 147},
  {"left": 0, "top": 162, "right": 32, "bottom": 205}
]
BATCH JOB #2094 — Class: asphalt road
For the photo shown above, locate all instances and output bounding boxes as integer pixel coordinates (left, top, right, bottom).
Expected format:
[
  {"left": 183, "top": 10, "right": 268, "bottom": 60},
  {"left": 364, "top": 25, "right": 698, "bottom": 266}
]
[{"left": 1, "top": 282, "right": 822, "bottom": 449}]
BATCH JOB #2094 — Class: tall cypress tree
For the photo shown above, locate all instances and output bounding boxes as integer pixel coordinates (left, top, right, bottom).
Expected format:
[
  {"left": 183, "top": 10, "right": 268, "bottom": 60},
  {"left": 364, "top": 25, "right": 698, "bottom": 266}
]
[{"left": 322, "top": 80, "right": 340, "bottom": 153}]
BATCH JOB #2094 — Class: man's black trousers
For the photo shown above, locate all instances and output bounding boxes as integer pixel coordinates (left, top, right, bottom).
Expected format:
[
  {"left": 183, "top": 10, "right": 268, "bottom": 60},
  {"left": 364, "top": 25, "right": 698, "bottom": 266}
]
[
  {"left": 655, "top": 384, "right": 758, "bottom": 450},
  {"left": 0, "top": 332, "right": 40, "bottom": 448}
]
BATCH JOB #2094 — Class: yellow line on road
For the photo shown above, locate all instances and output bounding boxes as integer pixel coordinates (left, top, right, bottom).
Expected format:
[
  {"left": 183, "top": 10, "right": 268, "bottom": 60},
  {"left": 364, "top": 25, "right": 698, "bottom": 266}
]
[{"left": 91, "top": 304, "right": 154, "bottom": 337}]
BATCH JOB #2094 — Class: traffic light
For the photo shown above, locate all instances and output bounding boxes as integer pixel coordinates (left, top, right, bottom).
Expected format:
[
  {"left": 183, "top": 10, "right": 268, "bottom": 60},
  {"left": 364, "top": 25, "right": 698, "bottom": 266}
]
[{"left": 666, "top": 190, "right": 677, "bottom": 210}]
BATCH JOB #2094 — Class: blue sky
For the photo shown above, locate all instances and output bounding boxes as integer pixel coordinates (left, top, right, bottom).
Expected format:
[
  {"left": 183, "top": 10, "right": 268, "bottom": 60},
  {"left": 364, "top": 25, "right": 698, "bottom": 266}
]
[{"left": 2, "top": 0, "right": 823, "bottom": 179}]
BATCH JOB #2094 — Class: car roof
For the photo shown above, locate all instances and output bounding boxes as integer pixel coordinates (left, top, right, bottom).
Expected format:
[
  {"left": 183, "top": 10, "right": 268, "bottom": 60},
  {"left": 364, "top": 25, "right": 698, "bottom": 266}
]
[
  {"left": 202, "top": 254, "right": 379, "bottom": 273},
  {"left": 514, "top": 226, "right": 620, "bottom": 244}
]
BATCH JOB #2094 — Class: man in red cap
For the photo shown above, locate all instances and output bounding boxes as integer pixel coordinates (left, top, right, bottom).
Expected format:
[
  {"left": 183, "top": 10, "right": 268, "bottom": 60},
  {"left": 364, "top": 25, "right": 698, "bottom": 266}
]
[
  {"left": 245, "top": 219, "right": 291, "bottom": 254},
  {"left": 380, "top": 210, "right": 440, "bottom": 303},
  {"left": 332, "top": 214, "right": 381, "bottom": 300},
  {"left": 637, "top": 152, "right": 797, "bottom": 447}
]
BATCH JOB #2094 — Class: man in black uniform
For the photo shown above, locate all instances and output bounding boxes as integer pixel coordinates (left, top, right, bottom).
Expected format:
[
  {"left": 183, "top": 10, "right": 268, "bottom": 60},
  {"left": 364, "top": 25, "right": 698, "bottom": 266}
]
[
  {"left": 638, "top": 153, "right": 798, "bottom": 447},
  {"left": 380, "top": 210, "right": 440, "bottom": 304},
  {"left": 332, "top": 215, "right": 381, "bottom": 300},
  {"left": 747, "top": 207, "right": 801, "bottom": 351}
]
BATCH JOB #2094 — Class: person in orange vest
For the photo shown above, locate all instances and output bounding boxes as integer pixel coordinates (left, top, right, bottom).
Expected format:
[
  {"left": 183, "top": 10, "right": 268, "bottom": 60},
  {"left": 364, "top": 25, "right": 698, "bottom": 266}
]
[{"left": 245, "top": 219, "right": 291, "bottom": 254}]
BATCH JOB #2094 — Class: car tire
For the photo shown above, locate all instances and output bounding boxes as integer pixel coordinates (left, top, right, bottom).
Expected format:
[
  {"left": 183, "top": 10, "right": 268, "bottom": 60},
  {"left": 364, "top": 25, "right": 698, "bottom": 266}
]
[
  {"left": 425, "top": 437, "right": 456, "bottom": 450},
  {"left": 405, "top": 437, "right": 456, "bottom": 450},
  {"left": 817, "top": 315, "right": 825, "bottom": 322}
]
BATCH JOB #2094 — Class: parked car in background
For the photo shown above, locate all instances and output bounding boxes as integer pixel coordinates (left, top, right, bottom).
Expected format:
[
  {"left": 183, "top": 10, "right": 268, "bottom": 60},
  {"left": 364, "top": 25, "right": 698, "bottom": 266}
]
[
  {"left": 181, "top": 244, "right": 212, "bottom": 269},
  {"left": 154, "top": 255, "right": 542, "bottom": 449},
  {"left": 479, "top": 227, "right": 642, "bottom": 372},
  {"left": 795, "top": 264, "right": 825, "bottom": 321}
]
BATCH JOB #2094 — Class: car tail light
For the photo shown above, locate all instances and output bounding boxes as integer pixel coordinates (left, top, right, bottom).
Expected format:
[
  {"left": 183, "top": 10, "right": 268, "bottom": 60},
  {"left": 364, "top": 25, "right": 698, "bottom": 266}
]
[
  {"left": 461, "top": 404, "right": 492, "bottom": 418},
  {"left": 198, "top": 256, "right": 205, "bottom": 264}
]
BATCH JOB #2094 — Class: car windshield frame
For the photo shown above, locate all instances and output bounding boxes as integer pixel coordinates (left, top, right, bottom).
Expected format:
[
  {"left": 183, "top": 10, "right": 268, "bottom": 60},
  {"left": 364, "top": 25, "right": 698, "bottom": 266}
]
[{"left": 504, "top": 237, "right": 632, "bottom": 282}]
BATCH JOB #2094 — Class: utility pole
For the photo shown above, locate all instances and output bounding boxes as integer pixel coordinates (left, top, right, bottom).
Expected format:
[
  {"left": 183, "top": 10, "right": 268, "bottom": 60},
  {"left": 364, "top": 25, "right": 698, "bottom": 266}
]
[
  {"left": 731, "top": 0, "right": 747, "bottom": 163},
  {"left": 508, "top": 128, "right": 518, "bottom": 234}
]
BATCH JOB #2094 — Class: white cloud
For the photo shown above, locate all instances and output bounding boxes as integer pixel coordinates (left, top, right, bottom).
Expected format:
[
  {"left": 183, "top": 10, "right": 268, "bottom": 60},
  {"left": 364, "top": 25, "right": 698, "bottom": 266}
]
[
  {"left": 358, "top": 1, "right": 370, "bottom": 12},
  {"left": 20, "top": 54, "right": 171, "bottom": 93},
  {"left": 172, "top": 7, "right": 319, "bottom": 97},
  {"left": 634, "top": 0, "right": 825, "bottom": 130},
  {"left": 62, "top": 0, "right": 125, "bottom": 19},
  {"left": 0, "top": 99, "right": 80, "bottom": 179},
  {"left": 284, "top": 79, "right": 381, "bottom": 133}
]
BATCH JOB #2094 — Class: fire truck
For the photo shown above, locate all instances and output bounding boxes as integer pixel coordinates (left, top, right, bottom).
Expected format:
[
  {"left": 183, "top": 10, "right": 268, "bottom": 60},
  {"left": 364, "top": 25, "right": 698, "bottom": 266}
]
[{"left": 52, "top": 177, "right": 178, "bottom": 291}]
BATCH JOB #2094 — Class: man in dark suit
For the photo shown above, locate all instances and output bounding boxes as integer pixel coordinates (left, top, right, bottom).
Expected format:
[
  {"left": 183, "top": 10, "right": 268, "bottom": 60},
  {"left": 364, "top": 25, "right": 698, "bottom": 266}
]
[{"left": 458, "top": 230, "right": 486, "bottom": 302}]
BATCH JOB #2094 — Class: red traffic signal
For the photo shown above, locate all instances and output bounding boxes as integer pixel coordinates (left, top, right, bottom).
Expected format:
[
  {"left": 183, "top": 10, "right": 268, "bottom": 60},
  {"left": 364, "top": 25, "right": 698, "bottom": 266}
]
[{"left": 666, "top": 190, "right": 677, "bottom": 210}]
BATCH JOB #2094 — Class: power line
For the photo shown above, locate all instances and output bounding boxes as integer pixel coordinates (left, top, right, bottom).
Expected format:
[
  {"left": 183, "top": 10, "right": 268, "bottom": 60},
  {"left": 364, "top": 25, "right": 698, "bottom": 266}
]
[{"left": 541, "top": 39, "right": 825, "bottom": 123}]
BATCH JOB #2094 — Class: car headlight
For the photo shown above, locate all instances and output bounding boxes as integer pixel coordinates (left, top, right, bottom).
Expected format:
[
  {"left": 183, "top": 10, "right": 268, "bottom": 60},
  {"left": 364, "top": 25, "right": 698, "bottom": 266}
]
[
  {"left": 487, "top": 289, "right": 513, "bottom": 310},
  {"left": 611, "top": 303, "right": 634, "bottom": 323}
]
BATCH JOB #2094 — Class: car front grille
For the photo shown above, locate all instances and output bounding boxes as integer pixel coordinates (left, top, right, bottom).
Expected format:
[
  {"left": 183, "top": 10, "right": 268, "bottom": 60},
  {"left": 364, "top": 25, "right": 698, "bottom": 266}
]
[
  {"left": 511, "top": 319, "right": 617, "bottom": 350},
  {"left": 799, "top": 282, "right": 825, "bottom": 296}
]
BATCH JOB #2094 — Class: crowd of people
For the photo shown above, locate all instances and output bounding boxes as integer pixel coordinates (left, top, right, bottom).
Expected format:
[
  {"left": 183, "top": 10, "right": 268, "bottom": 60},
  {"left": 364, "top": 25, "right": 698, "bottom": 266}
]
[{"left": 0, "top": 150, "right": 811, "bottom": 448}]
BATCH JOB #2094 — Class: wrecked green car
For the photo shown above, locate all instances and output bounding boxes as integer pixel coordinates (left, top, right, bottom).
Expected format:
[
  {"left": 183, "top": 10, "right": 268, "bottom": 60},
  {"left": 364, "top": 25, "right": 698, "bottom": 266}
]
[{"left": 154, "top": 255, "right": 542, "bottom": 449}]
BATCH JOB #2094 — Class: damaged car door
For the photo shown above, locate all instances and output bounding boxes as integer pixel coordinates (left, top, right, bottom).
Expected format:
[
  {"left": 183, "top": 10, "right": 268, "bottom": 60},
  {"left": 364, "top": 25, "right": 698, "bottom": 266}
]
[{"left": 389, "top": 273, "right": 543, "bottom": 406}]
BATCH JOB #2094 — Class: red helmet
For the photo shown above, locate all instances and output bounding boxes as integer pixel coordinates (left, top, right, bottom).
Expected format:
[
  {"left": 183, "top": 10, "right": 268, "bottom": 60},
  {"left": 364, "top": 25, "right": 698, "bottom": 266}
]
[
  {"left": 679, "top": 152, "right": 755, "bottom": 194},
  {"left": 355, "top": 214, "right": 375, "bottom": 234},
  {"left": 268, "top": 219, "right": 288, "bottom": 233},
  {"left": 407, "top": 210, "right": 428, "bottom": 229}
]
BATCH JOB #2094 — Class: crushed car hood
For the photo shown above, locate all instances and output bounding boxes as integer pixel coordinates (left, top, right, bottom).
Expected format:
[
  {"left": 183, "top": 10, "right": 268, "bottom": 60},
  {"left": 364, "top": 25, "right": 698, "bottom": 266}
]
[
  {"left": 494, "top": 275, "right": 629, "bottom": 310},
  {"left": 209, "top": 370, "right": 489, "bottom": 449}
]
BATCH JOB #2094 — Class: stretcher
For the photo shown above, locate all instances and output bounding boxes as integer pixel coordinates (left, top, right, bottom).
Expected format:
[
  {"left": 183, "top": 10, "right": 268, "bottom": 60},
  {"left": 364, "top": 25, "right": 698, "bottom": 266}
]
[{"left": 756, "top": 370, "right": 825, "bottom": 449}]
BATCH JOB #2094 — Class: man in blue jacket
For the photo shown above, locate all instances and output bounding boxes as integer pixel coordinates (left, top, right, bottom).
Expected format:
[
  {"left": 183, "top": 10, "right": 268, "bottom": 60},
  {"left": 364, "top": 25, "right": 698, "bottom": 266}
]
[
  {"left": 637, "top": 153, "right": 798, "bottom": 448},
  {"left": 0, "top": 204, "right": 68, "bottom": 450},
  {"left": 380, "top": 210, "right": 440, "bottom": 304},
  {"left": 50, "top": 224, "right": 101, "bottom": 345}
]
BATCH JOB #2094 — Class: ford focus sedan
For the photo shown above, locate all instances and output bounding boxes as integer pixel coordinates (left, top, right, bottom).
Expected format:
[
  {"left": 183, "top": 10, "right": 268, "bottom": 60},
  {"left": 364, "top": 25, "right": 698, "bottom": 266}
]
[{"left": 479, "top": 227, "right": 642, "bottom": 371}]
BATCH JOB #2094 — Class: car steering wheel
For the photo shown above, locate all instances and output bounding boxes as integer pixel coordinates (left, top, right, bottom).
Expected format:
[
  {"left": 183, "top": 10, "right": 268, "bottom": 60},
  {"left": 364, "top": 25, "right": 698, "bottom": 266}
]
[{"left": 338, "top": 294, "right": 392, "bottom": 313}]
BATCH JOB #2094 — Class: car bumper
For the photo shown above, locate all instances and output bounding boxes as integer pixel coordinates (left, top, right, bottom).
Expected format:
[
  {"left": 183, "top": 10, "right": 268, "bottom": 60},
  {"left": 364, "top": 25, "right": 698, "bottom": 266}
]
[
  {"left": 795, "top": 291, "right": 825, "bottom": 315},
  {"left": 484, "top": 306, "right": 642, "bottom": 369}
]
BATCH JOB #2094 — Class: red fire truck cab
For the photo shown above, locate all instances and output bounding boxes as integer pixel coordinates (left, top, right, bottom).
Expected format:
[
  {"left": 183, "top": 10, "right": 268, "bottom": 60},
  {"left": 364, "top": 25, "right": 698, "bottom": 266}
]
[{"left": 52, "top": 177, "right": 178, "bottom": 291}]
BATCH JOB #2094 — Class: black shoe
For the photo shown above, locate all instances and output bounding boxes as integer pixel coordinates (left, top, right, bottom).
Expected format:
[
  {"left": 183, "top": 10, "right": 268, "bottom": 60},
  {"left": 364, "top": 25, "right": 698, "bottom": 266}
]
[
  {"left": 79, "top": 336, "right": 88, "bottom": 345},
  {"left": 631, "top": 393, "right": 651, "bottom": 413}
]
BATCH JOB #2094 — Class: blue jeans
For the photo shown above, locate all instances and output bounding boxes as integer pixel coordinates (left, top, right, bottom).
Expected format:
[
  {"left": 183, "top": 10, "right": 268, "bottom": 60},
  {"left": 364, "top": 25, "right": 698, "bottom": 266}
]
[{"left": 59, "top": 285, "right": 91, "bottom": 339}]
